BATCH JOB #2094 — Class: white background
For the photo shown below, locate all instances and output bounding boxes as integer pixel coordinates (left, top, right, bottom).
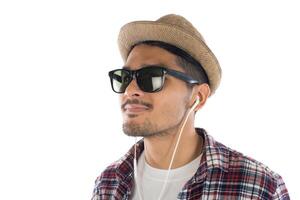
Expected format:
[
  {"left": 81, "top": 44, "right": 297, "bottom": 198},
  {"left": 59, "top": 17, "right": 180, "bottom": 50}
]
[{"left": 0, "top": 0, "right": 299, "bottom": 199}]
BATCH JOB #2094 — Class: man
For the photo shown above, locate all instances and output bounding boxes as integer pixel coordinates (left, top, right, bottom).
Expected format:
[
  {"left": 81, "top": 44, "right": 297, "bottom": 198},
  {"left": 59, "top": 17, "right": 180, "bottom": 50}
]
[{"left": 92, "top": 14, "right": 289, "bottom": 199}]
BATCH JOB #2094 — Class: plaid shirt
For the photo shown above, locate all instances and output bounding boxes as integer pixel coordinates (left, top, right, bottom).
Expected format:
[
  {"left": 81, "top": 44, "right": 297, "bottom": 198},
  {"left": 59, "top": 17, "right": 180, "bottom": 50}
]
[{"left": 92, "top": 128, "right": 290, "bottom": 200}]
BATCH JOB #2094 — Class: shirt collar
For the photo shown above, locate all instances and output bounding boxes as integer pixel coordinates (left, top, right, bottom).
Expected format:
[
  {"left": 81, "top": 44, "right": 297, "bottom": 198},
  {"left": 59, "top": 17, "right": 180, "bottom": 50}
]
[
  {"left": 115, "top": 128, "right": 229, "bottom": 183},
  {"left": 199, "top": 128, "right": 229, "bottom": 172}
]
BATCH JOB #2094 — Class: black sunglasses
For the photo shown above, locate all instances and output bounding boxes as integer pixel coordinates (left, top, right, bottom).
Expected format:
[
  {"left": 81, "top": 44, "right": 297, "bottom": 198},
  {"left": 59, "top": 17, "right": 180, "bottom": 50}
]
[{"left": 108, "top": 65, "right": 199, "bottom": 93}]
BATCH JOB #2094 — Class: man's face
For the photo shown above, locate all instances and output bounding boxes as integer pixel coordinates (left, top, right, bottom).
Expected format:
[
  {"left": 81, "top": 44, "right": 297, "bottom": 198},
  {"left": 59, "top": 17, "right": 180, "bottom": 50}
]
[{"left": 120, "top": 44, "right": 192, "bottom": 137}]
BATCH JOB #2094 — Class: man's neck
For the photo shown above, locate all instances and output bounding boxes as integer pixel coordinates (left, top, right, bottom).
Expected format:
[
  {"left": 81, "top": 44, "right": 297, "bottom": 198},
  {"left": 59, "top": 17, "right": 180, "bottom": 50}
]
[{"left": 143, "top": 125, "right": 203, "bottom": 170}]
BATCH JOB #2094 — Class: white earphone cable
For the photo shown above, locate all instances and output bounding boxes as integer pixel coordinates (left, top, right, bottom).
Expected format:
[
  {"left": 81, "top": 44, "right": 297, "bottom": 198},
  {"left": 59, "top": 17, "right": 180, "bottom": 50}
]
[{"left": 157, "top": 100, "right": 198, "bottom": 200}]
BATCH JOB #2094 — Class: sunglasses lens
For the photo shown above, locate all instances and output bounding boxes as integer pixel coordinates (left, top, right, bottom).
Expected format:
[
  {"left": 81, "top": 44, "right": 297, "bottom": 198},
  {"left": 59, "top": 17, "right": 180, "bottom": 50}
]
[
  {"left": 109, "top": 67, "right": 165, "bottom": 93},
  {"left": 137, "top": 67, "right": 165, "bottom": 92},
  {"left": 110, "top": 70, "right": 132, "bottom": 93}
]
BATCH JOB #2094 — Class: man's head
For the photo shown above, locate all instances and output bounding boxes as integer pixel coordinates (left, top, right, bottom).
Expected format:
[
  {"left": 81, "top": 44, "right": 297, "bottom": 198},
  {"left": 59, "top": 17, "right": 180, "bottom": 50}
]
[
  {"left": 119, "top": 44, "right": 210, "bottom": 137},
  {"left": 110, "top": 14, "right": 222, "bottom": 137}
]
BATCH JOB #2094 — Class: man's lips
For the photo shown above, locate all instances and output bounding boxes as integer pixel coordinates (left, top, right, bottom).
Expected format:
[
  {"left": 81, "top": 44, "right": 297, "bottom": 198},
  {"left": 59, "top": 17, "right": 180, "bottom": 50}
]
[{"left": 124, "top": 104, "right": 150, "bottom": 113}]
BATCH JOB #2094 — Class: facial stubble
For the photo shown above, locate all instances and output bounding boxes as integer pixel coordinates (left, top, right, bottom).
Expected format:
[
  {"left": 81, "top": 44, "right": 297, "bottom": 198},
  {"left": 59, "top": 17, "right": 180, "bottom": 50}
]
[{"left": 122, "top": 94, "right": 191, "bottom": 138}]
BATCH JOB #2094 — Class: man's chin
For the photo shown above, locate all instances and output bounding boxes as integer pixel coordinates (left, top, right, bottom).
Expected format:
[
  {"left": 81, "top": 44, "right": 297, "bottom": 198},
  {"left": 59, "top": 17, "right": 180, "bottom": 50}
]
[
  {"left": 122, "top": 121, "right": 154, "bottom": 137},
  {"left": 123, "top": 131, "right": 157, "bottom": 137},
  {"left": 123, "top": 130, "right": 147, "bottom": 137}
]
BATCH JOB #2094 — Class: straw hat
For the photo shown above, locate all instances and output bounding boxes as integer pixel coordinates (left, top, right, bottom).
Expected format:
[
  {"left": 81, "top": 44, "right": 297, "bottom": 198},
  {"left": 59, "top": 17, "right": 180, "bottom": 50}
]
[{"left": 118, "top": 14, "right": 222, "bottom": 95}]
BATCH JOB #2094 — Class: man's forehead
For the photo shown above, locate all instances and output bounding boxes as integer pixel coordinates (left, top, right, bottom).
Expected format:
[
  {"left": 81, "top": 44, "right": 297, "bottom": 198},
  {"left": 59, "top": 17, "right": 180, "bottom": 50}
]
[{"left": 124, "top": 46, "right": 180, "bottom": 70}]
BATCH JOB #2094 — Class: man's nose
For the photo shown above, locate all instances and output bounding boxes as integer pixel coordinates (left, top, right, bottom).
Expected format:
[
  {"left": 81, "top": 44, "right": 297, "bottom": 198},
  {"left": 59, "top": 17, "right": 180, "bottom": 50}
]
[{"left": 124, "top": 78, "right": 145, "bottom": 97}]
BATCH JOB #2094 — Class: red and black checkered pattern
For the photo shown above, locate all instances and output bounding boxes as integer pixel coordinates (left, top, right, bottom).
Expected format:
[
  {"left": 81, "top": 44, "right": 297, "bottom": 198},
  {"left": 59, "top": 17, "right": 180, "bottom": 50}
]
[{"left": 92, "top": 128, "right": 289, "bottom": 200}]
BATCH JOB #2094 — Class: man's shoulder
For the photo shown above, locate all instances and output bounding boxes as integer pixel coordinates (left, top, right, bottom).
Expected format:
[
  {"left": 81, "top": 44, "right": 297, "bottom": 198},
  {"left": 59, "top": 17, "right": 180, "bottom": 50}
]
[
  {"left": 94, "top": 149, "right": 134, "bottom": 184},
  {"left": 203, "top": 131, "right": 282, "bottom": 182},
  {"left": 92, "top": 156, "right": 133, "bottom": 199},
  {"left": 98, "top": 161, "right": 119, "bottom": 178},
  {"left": 94, "top": 161, "right": 119, "bottom": 188},
  {"left": 222, "top": 141, "right": 281, "bottom": 181},
  {"left": 209, "top": 138, "right": 289, "bottom": 198},
  {"left": 92, "top": 151, "right": 136, "bottom": 200}
]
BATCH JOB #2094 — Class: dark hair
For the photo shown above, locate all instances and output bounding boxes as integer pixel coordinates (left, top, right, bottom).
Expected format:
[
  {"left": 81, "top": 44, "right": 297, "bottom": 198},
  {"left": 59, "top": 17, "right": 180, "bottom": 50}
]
[{"left": 129, "top": 40, "right": 209, "bottom": 88}]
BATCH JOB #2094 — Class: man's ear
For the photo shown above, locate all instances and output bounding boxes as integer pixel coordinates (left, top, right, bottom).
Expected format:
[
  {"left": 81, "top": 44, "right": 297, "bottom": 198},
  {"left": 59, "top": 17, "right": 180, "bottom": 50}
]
[{"left": 194, "top": 83, "right": 210, "bottom": 111}]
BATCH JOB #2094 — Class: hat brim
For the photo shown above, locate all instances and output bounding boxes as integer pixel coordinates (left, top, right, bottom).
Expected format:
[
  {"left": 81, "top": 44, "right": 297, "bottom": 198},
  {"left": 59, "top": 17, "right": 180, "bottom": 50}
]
[{"left": 118, "top": 21, "right": 222, "bottom": 96}]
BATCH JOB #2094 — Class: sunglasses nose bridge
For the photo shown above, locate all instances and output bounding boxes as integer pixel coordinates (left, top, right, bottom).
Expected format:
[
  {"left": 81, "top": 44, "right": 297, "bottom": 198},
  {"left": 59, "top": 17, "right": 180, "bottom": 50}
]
[
  {"left": 123, "top": 70, "right": 145, "bottom": 96},
  {"left": 131, "top": 70, "right": 139, "bottom": 81}
]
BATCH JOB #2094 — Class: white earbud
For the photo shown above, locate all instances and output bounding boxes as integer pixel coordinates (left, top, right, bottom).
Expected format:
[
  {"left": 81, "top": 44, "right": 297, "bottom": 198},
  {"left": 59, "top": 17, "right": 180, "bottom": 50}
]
[
  {"left": 195, "top": 97, "right": 200, "bottom": 105},
  {"left": 191, "top": 97, "right": 200, "bottom": 111}
]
